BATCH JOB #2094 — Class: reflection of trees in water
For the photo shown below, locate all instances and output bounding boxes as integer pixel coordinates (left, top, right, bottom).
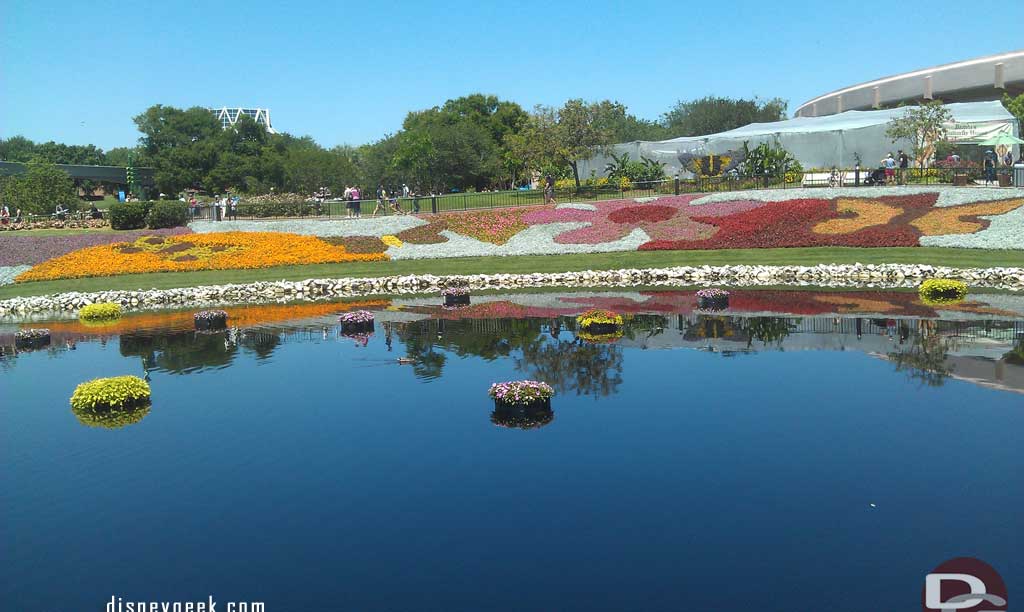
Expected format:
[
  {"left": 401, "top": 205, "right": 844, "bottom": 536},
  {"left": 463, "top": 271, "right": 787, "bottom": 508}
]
[
  {"left": 119, "top": 328, "right": 283, "bottom": 374},
  {"left": 516, "top": 337, "right": 623, "bottom": 397},
  {"left": 72, "top": 401, "right": 151, "bottom": 429},
  {"left": 1004, "top": 339, "right": 1024, "bottom": 366},
  {"left": 490, "top": 401, "right": 554, "bottom": 429},
  {"left": 741, "top": 317, "right": 799, "bottom": 348},
  {"left": 683, "top": 315, "right": 743, "bottom": 342},
  {"left": 887, "top": 321, "right": 953, "bottom": 387}
]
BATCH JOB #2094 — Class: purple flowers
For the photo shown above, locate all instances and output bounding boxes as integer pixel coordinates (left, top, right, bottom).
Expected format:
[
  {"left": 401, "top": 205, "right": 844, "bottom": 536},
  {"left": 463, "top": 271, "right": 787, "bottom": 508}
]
[
  {"left": 0, "top": 227, "right": 192, "bottom": 267},
  {"left": 488, "top": 380, "right": 555, "bottom": 405},
  {"left": 339, "top": 310, "right": 374, "bottom": 324},
  {"left": 696, "top": 288, "right": 730, "bottom": 299},
  {"left": 441, "top": 286, "right": 470, "bottom": 297}
]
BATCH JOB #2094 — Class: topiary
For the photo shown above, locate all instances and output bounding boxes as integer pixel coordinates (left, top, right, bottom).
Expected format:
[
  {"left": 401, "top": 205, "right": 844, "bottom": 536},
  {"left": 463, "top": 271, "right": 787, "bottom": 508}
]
[
  {"left": 109, "top": 202, "right": 149, "bottom": 230},
  {"left": 79, "top": 302, "right": 123, "bottom": 322},
  {"left": 146, "top": 201, "right": 190, "bottom": 229}
]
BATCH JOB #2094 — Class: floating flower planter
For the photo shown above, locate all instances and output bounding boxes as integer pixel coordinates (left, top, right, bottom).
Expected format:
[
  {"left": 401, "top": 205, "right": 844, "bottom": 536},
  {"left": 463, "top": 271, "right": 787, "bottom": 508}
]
[
  {"left": 193, "top": 309, "right": 228, "bottom": 330},
  {"left": 918, "top": 279, "right": 968, "bottom": 306},
  {"left": 488, "top": 380, "right": 555, "bottom": 411},
  {"left": 70, "top": 375, "right": 152, "bottom": 430},
  {"left": 78, "top": 302, "right": 122, "bottom": 323},
  {"left": 441, "top": 286, "right": 471, "bottom": 307},
  {"left": 339, "top": 310, "right": 375, "bottom": 333},
  {"left": 491, "top": 402, "right": 555, "bottom": 430},
  {"left": 696, "top": 288, "right": 730, "bottom": 311},
  {"left": 576, "top": 308, "right": 624, "bottom": 335},
  {"left": 14, "top": 328, "right": 51, "bottom": 350}
]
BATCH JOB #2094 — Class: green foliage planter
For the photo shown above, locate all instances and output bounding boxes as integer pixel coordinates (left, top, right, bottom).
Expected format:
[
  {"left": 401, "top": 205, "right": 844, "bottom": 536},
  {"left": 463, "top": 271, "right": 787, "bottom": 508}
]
[
  {"left": 70, "top": 375, "right": 152, "bottom": 429},
  {"left": 918, "top": 279, "right": 968, "bottom": 306},
  {"left": 14, "top": 328, "right": 51, "bottom": 350},
  {"left": 78, "top": 302, "right": 123, "bottom": 322}
]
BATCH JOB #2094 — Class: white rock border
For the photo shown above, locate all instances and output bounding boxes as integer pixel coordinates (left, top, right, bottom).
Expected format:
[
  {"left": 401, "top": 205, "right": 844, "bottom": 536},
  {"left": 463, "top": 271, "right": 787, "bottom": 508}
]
[{"left": 1, "top": 263, "right": 1022, "bottom": 317}]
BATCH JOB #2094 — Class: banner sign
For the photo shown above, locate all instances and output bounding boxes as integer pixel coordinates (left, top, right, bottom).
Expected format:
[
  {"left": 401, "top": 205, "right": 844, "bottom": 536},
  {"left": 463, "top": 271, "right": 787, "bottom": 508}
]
[{"left": 944, "top": 120, "right": 1013, "bottom": 143}]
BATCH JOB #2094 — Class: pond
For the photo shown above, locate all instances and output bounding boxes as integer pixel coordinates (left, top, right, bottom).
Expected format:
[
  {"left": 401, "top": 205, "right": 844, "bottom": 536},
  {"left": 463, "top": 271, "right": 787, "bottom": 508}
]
[{"left": 2, "top": 289, "right": 1022, "bottom": 612}]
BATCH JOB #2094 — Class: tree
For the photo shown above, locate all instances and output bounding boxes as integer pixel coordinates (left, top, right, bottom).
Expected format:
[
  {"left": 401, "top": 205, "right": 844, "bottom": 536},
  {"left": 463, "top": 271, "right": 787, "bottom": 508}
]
[
  {"left": 885, "top": 101, "right": 952, "bottom": 169},
  {"left": 0, "top": 159, "right": 79, "bottom": 215},
  {"left": 662, "top": 96, "right": 787, "bottom": 137},
  {"left": 508, "top": 100, "right": 615, "bottom": 188},
  {"left": 1003, "top": 93, "right": 1024, "bottom": 134}
]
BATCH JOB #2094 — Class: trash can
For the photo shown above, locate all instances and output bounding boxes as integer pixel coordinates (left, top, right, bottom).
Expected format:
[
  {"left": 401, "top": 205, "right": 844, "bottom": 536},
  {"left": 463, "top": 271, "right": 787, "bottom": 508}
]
[{"left": 1014, "top": 164, "right": 1024, "bottom": 187}]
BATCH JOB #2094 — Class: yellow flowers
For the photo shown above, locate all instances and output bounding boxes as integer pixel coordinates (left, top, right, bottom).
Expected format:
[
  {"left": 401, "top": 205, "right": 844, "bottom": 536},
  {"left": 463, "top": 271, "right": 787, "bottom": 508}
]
[
  {"left": 576, "top": 308, "right": 624, "bottom": 329},
  {"left": 17, "top": 232, "right": 389, "bottom": 282},
  {"left": 79, "top": 302, "right": 123, "bottom": 322},
  {"left": 380, "top": 234, "right": 404, "bottom": 248},
  {"left": 70, "top": 375, "right": 151, "bottom": 410},
  {"left": 919, "top": 279, "right": 968, "bottom": 305}
]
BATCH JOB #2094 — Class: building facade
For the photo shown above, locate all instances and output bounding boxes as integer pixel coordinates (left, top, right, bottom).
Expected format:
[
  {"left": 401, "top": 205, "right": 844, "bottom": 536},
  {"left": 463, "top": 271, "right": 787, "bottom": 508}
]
[{"left": 795, "top": 50, "right": 1024, "bottom": 118}]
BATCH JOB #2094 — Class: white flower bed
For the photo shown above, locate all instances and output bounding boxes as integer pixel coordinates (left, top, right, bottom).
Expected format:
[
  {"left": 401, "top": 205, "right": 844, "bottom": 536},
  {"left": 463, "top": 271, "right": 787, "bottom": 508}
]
[
  {"left": 191, "top": 216, "right": 425, "bottom": 237},
  {"left": 690, "top": 186, "right": 1023, "bottom": 207},
  {"left": 921, "top": 206, "right": 1024, "bottom": 249},
  {"left": 0, "top": 266, "right": 31, "bottom": 286}
]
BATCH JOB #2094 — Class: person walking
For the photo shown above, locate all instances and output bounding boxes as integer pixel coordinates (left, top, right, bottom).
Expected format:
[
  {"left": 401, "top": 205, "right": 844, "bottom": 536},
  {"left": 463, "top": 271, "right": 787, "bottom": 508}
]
[
  {"left": 544, "top": 174, "right": 556, "bottom": 204},
  {"left": 229, "top": 196, "right": 238, "bottom": 220},
  {"left": 351, "top": 186, "right": 361, "bottom": 218},
  {"left": 897, "top": 150, "right": 910, "bottom": 184},
  {"left": 983, "top": 152, "right": 996, "bottom": 185},
  {"left": 373, "top": 185, "right": 387, "bottom": 216},
  {"left": 342, "top": 185, "right": 353, "bottom": 218}
]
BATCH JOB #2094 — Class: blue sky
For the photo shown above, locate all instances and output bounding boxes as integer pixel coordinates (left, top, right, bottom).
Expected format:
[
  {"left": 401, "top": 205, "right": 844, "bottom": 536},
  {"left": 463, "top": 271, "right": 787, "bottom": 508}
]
[{"left": 3, "top": 0, "right": 1022, "bottom": 151}]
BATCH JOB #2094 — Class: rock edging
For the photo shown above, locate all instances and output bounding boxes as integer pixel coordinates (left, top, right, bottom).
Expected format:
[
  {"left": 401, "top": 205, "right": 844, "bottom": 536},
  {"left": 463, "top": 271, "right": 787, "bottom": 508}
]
[{"left": 1, "top": 263, "right": 1022, "bottom": 317}]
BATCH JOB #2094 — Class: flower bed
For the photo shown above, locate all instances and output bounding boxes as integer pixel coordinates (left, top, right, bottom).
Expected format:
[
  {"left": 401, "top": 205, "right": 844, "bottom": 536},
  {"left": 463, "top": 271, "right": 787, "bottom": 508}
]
[
  {"left": 339, "top": 310, "right": 375, "bottom": 333},
  {"left": 696, "top": 288, "right": 730, "bottom": 310},
  {"left": 16, "top": 231, "right": 388, "bottom": 282},
  {"left": 14, "top": 328, "right": 51, "bottom": 349},
  {"left": 488, "top": 380, "right": 555, "bottom": 407},
  {"left": 79, "top": 302, "right": 122, "bottom": 322},
  {"left": 919, "top": 279, "right": 968, "bottom": 305},
  {"left": 194, "top": 310, "right": 229, "bottom": 330},
  {"left": 0, "top": 218, "right": 111, "bottom": 232},
  {"left": 0, "top": 227, "right": 192, "bottom": 267}
]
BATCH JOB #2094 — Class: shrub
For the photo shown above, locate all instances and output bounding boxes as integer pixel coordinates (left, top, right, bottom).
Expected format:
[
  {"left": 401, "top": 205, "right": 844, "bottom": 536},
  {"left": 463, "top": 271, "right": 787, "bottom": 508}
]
[
  {"left": 576, "top": 309, "right": 624, "bottom": 329},
  {"left": 70, "top": 375, "right": 151, "bottom": 410},
  {"left": 918, "top": 279, "right": 968, "bottom": 304},
  {"left": 109, "top": 202, "right": 149, "bottom": 230},
  {"left": 146, "top": 201, "right": 189, "bottom": 229},
  {"left": 237, "top": 201, "right": 309, "bottom": 218},
  {"left": 79, "top": 302, "right": 123, "bottom": 321}
]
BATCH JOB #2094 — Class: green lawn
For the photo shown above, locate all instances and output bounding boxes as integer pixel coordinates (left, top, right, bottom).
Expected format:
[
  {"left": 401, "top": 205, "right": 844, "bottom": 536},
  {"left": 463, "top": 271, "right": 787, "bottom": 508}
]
[
  {"left": 2, "top": 247, "right": 1021, "bottom": 299},
  {"left": 4, "top": 227, "right": 118, "bottom": 237}
]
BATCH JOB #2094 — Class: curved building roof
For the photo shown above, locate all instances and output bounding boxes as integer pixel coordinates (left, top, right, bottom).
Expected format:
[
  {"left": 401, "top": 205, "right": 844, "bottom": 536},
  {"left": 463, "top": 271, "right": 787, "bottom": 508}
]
[{"left": 795, "top": 50, "right": 1024, "bottom": 118}]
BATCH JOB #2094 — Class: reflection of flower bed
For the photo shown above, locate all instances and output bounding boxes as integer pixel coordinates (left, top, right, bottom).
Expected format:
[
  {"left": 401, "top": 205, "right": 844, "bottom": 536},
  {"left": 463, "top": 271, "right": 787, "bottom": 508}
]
[
  {"left": 696, "top": 288, "right": 730, "bottom": 311},
  {"left": 72, "top": 402, "right": 151, "bottom": 429},
  {"left": 339, "top": 310, "right": 374, "bottom": 333},
  {"left": 490, "top": 402, "right": 554, "bottom": 430},
  {"left": 576, "top": 329, "right": 623, "bottom": 343},
  {"left": 17, "top": 231, "right": 388, "bottom": 282}
]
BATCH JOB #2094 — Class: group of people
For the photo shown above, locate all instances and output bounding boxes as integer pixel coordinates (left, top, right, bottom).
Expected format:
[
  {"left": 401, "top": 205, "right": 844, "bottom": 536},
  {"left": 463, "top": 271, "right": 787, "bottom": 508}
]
[
  {"left": 0, "top": 204, "right": 22, "bottom": 225},
  {"left": 1, "top": 202, "right": 104, "bottom": 224},
  {"left": 188, "top": 196, "right": 239, "bottom": 221},
  {"left": 879, "top": 150, "right": 911, "bottom": 185}
]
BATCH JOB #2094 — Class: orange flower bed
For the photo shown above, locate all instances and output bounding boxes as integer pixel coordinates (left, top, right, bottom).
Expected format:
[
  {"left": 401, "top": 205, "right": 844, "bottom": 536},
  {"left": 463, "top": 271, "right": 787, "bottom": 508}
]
[{"left": 16, "top": 232, "right": 388, "bottom": 282}]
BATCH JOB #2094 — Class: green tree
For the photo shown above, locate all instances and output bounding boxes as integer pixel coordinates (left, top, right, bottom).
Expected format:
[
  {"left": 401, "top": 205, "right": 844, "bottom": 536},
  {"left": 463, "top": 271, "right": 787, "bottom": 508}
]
[
  {"left": 885, "top": 100, "right": 952, "bottom": 169},
  {"left": 0, "top": 136, "right": 38, "bottom": 162},
  {"left": 662, "top": 96, "right": 787, "bottom": 137},
  {"left": 0, "top": 158, "right": 79, "bottom": 215},
  {"left": 1002, "top": 93, "right": 1024, "bottom": 134},
  {"left": 509, "top": 100, "right": 615, "bottom": 188}
]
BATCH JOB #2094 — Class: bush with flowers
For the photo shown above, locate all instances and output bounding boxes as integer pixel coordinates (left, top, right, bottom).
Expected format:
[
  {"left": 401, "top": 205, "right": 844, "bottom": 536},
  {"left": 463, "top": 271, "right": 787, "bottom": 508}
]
[
  {"left": 918, "top": 279, "right": 968, "bottom": 305},
  {"left": 70, "top": 375, "right": 151, "bottom": 411},
  {"left": 576, "top": 309, "right": 624, "bottom": 333},
  {"left": 79, "top": 302, "right": 123, "bottom": 322},
  {"left": 488, "top": 380, "right": 555, "bottom": 407}
]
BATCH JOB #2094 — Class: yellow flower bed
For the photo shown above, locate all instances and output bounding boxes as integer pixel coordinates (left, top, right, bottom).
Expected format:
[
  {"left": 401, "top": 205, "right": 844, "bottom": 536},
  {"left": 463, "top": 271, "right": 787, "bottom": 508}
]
[
  {"left": 918, "top": 279, "right": 968, "bottom": 305},
  {"left": 576, "top": 308, "right": 624, "bottom": 328},
  {"left": 380, "top": 235, "right": 404, "bottom": 248},
  {"left": 79, "top": 302, "right": 123, "bottom": 321},
  {"left": 70, "top": 375, "right": 151, "bottom": 410},
  {"left": 17, "top": 232, "right": 388, "bottom": 282}
]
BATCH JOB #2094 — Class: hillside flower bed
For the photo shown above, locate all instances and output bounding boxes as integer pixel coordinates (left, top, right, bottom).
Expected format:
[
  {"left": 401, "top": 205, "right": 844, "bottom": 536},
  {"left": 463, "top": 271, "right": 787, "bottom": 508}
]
[{"left": 16, "top": 231, "right": 387, "bottom": 282}]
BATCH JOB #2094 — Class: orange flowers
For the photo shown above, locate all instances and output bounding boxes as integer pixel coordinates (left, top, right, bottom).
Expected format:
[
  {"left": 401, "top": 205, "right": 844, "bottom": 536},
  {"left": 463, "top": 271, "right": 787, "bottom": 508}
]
[{"left": 16, "top": 232, "right": 388, "bottom": 282}]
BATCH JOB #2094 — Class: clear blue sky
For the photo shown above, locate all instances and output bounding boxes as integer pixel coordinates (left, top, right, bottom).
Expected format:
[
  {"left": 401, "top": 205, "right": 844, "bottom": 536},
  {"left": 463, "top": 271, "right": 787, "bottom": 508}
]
[{"left": 3, "top": 0, "right": 1022, "bottom": 151}]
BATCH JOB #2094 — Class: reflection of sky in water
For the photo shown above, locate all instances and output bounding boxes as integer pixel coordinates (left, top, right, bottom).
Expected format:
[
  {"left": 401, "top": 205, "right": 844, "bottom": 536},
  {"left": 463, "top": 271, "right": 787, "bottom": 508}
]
[{"left": 2, "top": 311, "right": 1022, "bottom": 612}]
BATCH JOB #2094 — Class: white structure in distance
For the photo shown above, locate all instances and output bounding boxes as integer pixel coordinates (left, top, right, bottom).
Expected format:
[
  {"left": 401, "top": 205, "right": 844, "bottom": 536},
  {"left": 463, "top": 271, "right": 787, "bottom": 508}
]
[{"left": 209, "top": 107, "right": 276, "bottom": 134}]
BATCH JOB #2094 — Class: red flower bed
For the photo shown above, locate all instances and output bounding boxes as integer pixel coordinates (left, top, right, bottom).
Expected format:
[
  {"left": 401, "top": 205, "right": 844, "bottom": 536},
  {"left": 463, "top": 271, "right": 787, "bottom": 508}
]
[{"left": 608, "top": 205, "right": 676, "bottom": 224}]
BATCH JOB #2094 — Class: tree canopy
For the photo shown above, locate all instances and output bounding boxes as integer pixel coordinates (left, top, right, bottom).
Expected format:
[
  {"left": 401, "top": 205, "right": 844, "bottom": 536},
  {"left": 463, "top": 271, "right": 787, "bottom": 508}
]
[{"left": 661, "top": 96, "right": 788, "bottom": 137}]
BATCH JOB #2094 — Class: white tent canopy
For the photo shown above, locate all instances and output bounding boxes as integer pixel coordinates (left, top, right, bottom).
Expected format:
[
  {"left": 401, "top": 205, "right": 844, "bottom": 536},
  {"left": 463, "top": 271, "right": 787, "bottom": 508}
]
[{"left": 577, "top": 101, "right": 1019, "bottom": 178}]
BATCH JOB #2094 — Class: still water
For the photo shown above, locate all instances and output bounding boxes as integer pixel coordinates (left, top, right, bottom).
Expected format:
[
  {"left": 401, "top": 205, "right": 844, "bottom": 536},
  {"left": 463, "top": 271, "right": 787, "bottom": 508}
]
[{"left": 2, "top": 289, "right": 1022, "bottom": 611}]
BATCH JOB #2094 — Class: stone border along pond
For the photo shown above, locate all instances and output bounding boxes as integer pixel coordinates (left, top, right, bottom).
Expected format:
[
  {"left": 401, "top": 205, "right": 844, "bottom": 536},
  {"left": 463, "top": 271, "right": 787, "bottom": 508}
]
[{"left": 1, "top": 263, "right": 1022, "bottom": 317}]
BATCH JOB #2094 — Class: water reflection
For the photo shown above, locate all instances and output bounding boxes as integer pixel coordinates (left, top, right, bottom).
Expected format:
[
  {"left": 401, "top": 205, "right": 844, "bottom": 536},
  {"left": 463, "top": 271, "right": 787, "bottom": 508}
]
[
  {"left": 490, "top": 401, "right": 555, "bottom": 430},
  {"left": 887, "top": 321, "right": 955, "bottom": 387},
  {"left": 71, "top": 401, "right": 151, "bottom": 429},
  {"left": 118, "top": 328, "right": 284, "bottom": 374}
]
